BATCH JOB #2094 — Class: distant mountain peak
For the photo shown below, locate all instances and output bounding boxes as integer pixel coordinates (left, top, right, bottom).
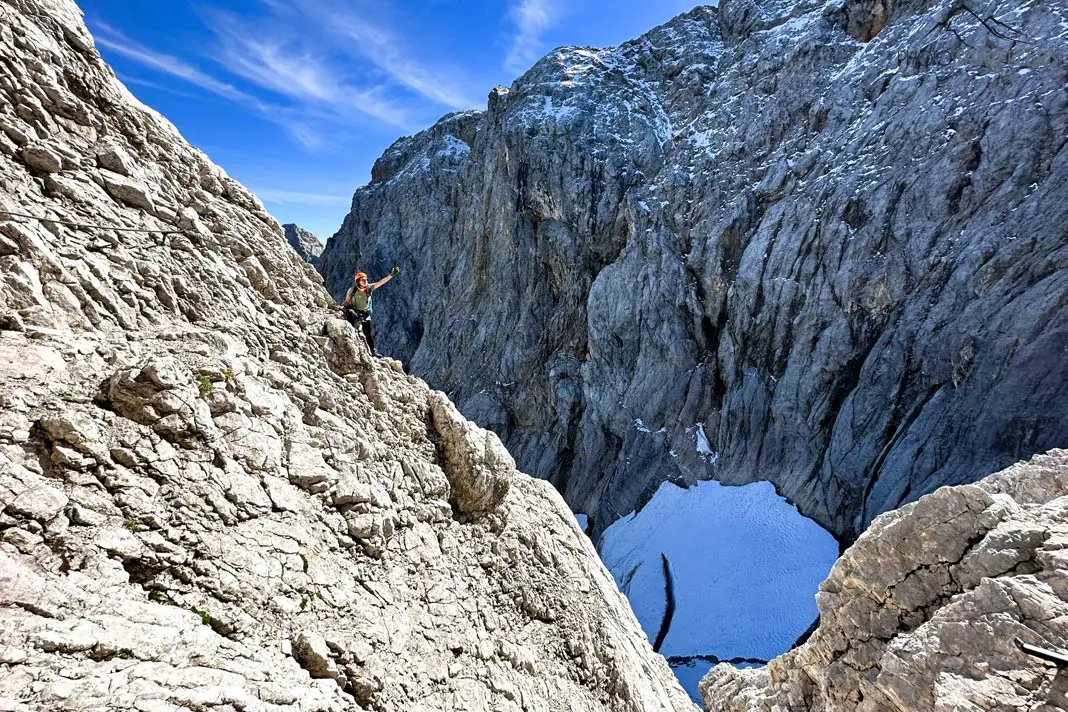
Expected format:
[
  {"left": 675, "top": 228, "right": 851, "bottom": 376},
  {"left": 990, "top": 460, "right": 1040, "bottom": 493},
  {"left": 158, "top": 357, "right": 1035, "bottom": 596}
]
[{"left": 283, "top": 223, "right": 324, "bottom": 263}]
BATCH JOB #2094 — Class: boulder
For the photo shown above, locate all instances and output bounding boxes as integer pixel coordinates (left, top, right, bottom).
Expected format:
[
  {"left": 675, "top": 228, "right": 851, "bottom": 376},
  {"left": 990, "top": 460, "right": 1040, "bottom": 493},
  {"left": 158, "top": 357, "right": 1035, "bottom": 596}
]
[
  {"left": 700, "top": 449, "right": 1068, "bottom": 712},
  {"left": 20, "top": 142, "right": 63, "bottom": 173}
]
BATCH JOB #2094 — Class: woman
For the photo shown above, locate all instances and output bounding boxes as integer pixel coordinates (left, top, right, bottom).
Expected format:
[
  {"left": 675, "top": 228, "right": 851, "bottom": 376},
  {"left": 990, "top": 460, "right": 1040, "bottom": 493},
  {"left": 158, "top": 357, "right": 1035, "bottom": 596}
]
[{"left": 342, "top": 266, "right": 399, "bottom": 355}]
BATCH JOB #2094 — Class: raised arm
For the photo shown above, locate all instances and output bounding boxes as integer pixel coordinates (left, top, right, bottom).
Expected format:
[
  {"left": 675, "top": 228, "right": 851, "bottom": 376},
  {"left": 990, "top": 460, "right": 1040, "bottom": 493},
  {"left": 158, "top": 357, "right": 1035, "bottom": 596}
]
[{"left": 372, "top": 266, "right": 400, "bottom": 289}]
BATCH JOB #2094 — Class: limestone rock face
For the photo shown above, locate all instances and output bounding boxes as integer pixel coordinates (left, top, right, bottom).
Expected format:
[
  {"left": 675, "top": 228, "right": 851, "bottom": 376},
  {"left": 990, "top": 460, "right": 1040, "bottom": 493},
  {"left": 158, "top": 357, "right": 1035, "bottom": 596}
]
[
  {"left": 0, "top": 2, "right": 695, "bottom": 710},
  {"left": 699, "top": 448, "right": 1068, "bottom": 712},
  {"left": 428, "top": 391, "right": 513, "bottom": 521},
  {"left": 318, "top": 0, "right": 1068, "bottom": 543},
  {"left": 284, "top": 223, "right": 324, "bottom": 264}
]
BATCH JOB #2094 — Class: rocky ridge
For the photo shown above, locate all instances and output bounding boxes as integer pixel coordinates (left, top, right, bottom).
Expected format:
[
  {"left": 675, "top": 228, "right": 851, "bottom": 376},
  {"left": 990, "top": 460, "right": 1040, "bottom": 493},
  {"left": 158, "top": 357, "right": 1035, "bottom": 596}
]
[
  {"left": 318, "top": 0, "right": 1068, "bottom": 543},
  {"left": 0, "top": 1, "right": 694, "bottom": 710},
  {"left": 284, "top": 223, "right": 324, "bottom": 264},
  {"left": 701, "top": 449, "right": 1068, "bottom": 712}
]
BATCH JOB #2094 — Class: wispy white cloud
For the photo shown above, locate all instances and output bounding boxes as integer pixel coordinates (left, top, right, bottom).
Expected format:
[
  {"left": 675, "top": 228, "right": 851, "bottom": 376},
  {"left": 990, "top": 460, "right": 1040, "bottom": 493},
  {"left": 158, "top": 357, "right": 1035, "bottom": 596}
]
[
  {"left": 89, "top": 3, "right": 486, "bottom": 152},
  {"left": 251, "top": 188, "right": 350, "bottom": 207},
  {"left": 207, "top": 14, "right": 410, "bottom": 128},
  {"left": 245, "top": 0, "right": 480, "bottom": 110},
  {"left": 505, "top": 0, "right": 562, "bottom": 75},
  {"left": 90, "top": 18, "right": 408, "bottom": 148},
  {"left": 282, "top": 121, "right": 329, "bottom": 151},
  {"left": 119, "top": 75, "right": 201, "bottom": 100},
  {"left": 223, "top": 40, "right": 338, "bottom": 104},
  {"left": 92, "top": 23, "right": 252, "bottom": 103},
  {"left": 325, "top": 11, "right": 481, "bottom": 109}
]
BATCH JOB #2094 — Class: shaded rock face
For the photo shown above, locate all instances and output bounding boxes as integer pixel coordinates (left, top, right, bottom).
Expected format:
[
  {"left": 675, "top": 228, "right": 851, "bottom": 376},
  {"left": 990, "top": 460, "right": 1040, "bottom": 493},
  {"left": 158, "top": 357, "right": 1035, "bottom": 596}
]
[
  {"left": 700, "top": 448, "right": 1068, "bottom": 712},
  {"left": 284, "top": 223, "right": 324, "bottom": 264},
  {"left": 319, "top": 0, "right": 1068, "bottom": 543},
  {"left": 0, "top": 1, "right": 696, "bottom": 710}
]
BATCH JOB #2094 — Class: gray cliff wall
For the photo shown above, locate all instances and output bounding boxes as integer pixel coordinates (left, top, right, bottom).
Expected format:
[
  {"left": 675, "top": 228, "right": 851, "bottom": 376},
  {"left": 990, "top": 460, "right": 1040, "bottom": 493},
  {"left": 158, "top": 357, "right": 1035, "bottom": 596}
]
[
  {"left": 319, "top": 0, "right": 1068, "bottom": 542},
  {"left": 284, "top": 223, "right": 324, "bottom": 263},
  {"left": 0, "top": 1, "right": 695, "bottom": 709}
]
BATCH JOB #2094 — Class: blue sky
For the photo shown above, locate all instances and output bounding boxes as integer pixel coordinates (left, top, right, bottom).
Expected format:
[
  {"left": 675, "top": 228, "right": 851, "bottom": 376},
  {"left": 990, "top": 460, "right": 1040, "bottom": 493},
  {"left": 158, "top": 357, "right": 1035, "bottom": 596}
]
[{"left": 80, "top": 0, "right": 700, "bottom": 239}]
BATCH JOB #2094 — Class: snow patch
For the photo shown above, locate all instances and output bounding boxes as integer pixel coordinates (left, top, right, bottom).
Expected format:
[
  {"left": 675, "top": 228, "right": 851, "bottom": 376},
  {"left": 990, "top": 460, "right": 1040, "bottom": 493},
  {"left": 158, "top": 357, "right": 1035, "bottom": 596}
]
[
  {"left": 435, "top": 135, "right": 470, "bottom": 160},
  {"left": 514, "top": 95, "right": 582, "bottom": 125},
  {"left": 694, "top": 423, "right": 717, "bottom": 463},
  {"left": 600, "top": 479, "right": 838, "bottom": 699}
]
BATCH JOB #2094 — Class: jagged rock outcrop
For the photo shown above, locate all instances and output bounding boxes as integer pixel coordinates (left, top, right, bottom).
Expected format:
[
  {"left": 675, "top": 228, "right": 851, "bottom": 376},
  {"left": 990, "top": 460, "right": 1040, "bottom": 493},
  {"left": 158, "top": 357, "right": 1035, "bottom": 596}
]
[
  {"left": 0, "top": 1, "right": 695, "bottom": 710},
  {"left": 700, "top": 448, "right": 1068, "bottom": 711},
  {"left": 284, "top": 223, "right": 324, "bottom": 264},
  {"left": 318, "top": 0, "right": 1068, "bottom": 543}
]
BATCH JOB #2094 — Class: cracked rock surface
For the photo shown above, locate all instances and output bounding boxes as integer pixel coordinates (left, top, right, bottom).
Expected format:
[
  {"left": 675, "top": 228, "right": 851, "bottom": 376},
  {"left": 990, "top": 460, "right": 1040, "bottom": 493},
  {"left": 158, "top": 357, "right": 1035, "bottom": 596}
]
[
  {"left": 318, "top": 0, "right": 1068, "bottom": 543},
  {"left": 700, "top": 449, "right": 1068, "bottom": 712},
  {"left": 0, "top": 1, "right": 694, "bottom": 710}
]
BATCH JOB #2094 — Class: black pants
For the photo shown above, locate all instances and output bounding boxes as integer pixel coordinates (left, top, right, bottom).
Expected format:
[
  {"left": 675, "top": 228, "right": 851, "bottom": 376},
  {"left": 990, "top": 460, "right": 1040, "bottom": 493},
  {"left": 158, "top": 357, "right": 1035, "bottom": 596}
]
[
  {"left": 344, "top": 309, "right": 376, "bottom": 354},
  {"left": 359, "top": 320, "right": 376, "bottom": 354}
]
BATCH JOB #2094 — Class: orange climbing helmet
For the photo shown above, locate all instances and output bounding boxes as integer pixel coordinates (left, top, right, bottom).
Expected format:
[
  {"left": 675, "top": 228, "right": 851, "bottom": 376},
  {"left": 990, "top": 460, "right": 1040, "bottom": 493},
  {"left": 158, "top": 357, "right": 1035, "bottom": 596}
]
[{"left": 354, "top": 271, "right": 367, "bottom": 281}]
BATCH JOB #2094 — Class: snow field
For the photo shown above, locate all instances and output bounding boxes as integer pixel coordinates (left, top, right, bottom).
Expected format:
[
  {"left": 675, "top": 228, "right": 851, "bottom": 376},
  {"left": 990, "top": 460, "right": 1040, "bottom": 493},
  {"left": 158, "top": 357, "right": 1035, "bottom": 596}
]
[{"left": 598, "top": 479, "right": 839, "bottom": 699}]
